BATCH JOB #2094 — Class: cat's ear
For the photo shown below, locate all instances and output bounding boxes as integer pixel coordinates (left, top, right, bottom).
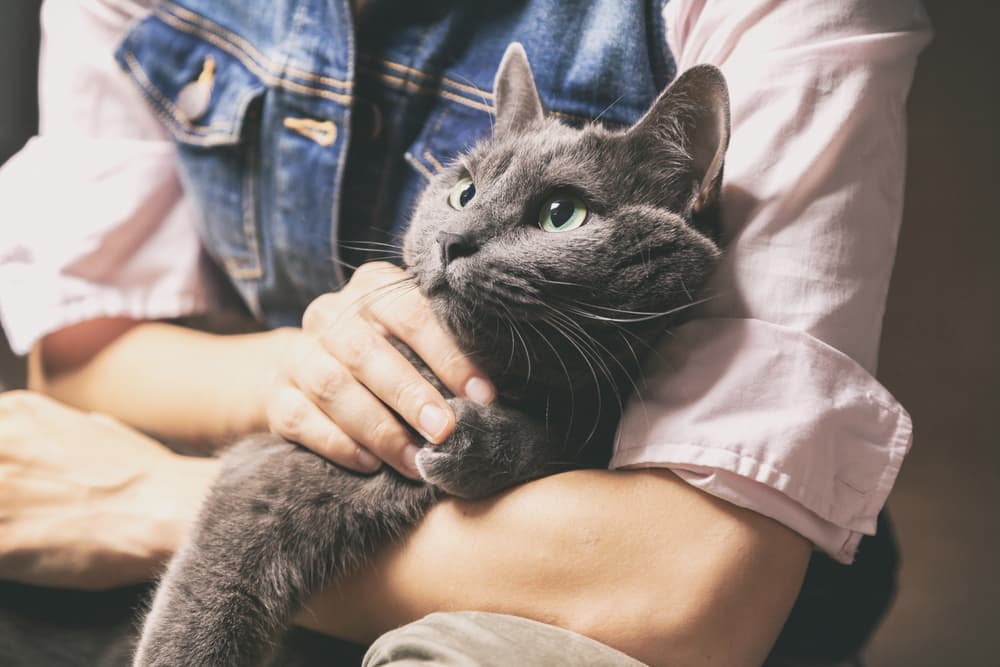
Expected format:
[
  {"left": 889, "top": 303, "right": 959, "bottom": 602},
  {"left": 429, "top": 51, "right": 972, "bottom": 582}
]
[
  {"left": 493, "top": 43, "right": 544, "bottom": 137},
  {"left": 628, "top": 65, "right": 730, "bottom": 214}
]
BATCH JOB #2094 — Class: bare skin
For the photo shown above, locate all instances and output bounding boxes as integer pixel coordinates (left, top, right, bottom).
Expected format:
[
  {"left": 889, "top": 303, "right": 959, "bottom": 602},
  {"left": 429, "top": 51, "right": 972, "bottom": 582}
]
[
  {"left": 0, "top": 392, "right": 808, "bottom": 666},
  {"left": 18, "top": 263, "right": 810, "bottom": 665}
]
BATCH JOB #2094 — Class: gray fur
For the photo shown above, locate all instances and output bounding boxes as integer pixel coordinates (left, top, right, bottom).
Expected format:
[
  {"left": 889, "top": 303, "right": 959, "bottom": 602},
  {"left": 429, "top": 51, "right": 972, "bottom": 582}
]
[{"left": 131, "top": 44, "right": 731, "bottom": 666}]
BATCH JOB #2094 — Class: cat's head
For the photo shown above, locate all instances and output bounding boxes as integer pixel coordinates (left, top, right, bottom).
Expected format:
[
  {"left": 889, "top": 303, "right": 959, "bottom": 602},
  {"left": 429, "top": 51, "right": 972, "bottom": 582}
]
[{"left": 403, "top": 43, "right": 730, "bottom": 389}]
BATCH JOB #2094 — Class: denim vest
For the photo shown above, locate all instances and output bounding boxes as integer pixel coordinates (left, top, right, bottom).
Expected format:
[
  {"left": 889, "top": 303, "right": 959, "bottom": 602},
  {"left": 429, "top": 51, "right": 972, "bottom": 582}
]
[{"left": 115, "top": 0, "right": 675, "bottom": 327}]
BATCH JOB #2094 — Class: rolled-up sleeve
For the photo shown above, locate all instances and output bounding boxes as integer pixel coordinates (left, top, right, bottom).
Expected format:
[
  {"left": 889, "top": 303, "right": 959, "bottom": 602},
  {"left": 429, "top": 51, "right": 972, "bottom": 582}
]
[
  {"left": 0, "top": 0, "right": 215, "bottom": 355},
  {"left": 611, "top": 0, "right": 932, "bottom": 562}
]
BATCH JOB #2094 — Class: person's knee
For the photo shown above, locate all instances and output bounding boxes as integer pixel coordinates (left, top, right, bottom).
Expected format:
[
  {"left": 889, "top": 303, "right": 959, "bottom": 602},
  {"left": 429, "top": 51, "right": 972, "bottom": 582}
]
[{"left": 363, "top": 611, "right": 646, "bottom": 667}]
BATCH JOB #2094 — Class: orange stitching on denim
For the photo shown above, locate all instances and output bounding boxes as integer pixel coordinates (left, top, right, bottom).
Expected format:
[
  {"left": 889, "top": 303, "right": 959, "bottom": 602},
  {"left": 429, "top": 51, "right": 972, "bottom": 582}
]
[
  {"left": 159, "top": 1, "right": 352, "bottom": 91},
  {"left": 442, "top": 78, "right": 494, "bottom": 103},
  {"left": 152, "top": 9, "right": 353, "bottom": 106},
  {"left": 224, "top": 257, "right": 263, "bottom": 280},
  {"left": 369, "top": 69, "right": 429, "bottom": 94},
  {"left": 360, "top": 66, "right": 496, "bottom": 114},
  {"left": 367, "top": 57, "right": 495, "bottom": 101},
  {"left": 152, "top": 8, "right": 353, "bottom": 103},
  {"left": 283, "top": 117, "right": 338, "bottom": 147},
  {"left": 440, "top": 90, "right": 493, "bottom": 113},
  {"left": 362, "top": 57, "right": 431, "bottom": 80},
  {"left": 422, "top": 151, "right": 446, "bottom": 173},
  {"left": 404, "top": 152, "right": 435, "bottom": 181}
]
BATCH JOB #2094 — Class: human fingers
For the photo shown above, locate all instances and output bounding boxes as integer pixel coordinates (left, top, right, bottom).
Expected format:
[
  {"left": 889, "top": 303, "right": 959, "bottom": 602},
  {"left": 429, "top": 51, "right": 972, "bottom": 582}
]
[
  {"left": 267, "top": 382, "right": 388, "bottom": 474},
  {"left": 316, "top": 313, "right": 457, "bottom": 446},
  {"left": 306, "top": 262, "right": 495, "bottom": 407},
  {"left": 366, "top": 281, "right": 495, "bottom": 407},
  {"left": 282, "top": 336, "right": 425, "bottom": 478}
]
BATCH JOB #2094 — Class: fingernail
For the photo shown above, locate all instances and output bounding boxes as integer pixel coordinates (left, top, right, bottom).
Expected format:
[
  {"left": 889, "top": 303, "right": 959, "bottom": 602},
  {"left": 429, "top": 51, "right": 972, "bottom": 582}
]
[
  {"left": 402, "top": 444, "right": 422, "bottom": 478},
  {"left": 464, "top": 376, "right": 495, "bottom": 405},
  {"left": 356, "top": 447, "right": 381, "bottom": 472},
  {"left": 418, "top": 403, "right": 449, "bottom": 441}
]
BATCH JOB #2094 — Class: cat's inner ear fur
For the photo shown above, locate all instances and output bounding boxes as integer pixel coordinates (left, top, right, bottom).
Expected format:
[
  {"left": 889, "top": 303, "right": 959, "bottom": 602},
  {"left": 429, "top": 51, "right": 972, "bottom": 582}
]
[
  {"left": 627, "top": 64, "right": 731, "bottom": 214},
  {"left": 493, "top": 43, "right": 544, "bottom": 137}
]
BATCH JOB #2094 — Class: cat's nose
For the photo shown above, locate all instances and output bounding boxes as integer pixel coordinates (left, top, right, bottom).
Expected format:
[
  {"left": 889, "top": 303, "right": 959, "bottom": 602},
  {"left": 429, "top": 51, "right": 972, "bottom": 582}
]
[{"left": 436, "top": 231, "right": 478, "bottom": 266}]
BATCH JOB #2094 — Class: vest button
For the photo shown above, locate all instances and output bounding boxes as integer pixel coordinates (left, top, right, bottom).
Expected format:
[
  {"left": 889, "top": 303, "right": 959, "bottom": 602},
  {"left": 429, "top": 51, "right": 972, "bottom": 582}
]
[{"left": 176, "top": 56, "right": 215, "bottom": 122}]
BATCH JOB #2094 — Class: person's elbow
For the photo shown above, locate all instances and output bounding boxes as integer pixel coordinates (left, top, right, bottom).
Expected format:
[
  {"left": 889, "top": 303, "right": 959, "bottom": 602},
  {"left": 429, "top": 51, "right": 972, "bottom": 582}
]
[{"left": 561, "top": 499, "right": 811, "bottom": 667}]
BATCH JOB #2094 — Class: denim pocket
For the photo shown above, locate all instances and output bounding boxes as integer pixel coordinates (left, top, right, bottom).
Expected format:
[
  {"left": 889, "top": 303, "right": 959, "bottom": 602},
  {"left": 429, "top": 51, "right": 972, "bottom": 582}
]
[
  {"left": 117, "top": 13, "right": 267, "bottom": 282},
  {"left": 404, "top": 99, "right": 494, "bottom": 181}
]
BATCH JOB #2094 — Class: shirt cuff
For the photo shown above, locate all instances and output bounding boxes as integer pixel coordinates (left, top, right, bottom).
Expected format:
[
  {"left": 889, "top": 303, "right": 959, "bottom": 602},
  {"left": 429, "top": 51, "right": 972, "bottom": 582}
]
[
  {"left": 610, "top": 318, "right": 911, "bottom": 563},
  {"left": 0, "top": 136, "right": 218, "bottom": 354},
  {"left": 0, "top": 265, "right": 214, "bottom": 356}
]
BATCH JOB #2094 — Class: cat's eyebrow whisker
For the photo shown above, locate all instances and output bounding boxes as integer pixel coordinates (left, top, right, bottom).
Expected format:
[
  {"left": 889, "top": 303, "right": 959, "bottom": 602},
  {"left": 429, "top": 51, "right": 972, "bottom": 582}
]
[
  {"left": 680, "top": 277, "right": 693, "bottom": 302},
  {"left": 457, "top": 155, "right": 476, "bottom": 178},
  {"left": 450, "top": 71, "right": 494, "bottom": 136},
  {"left": 534, "top": 276, "right": 593, "bottom": 290},
  {"left": 592, "top": 93, "right": 626, "bottom": 124}
]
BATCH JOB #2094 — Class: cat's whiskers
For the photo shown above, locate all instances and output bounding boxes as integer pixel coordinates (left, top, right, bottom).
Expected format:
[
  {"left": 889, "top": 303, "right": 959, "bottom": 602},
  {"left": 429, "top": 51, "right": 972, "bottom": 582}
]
[
  {"left": 339, "top": 239, "right": 404, "bottom": 250},
  {"left": 546, "top": 309, "right": 628, "bottom": 424},
  {"left": 338, "top": 276, "right": 418, "bottom": 322},
  {"left": 525, "top": 318, "right": 576, "bottom": 448},
  {"left": 336, "top": 241, "right": 405, "bottom": 268},
  {"left": 538, "top": 313, "right": 607, "bottom": 453},
  {"left": 680, "top": 277, "right": 693, "bottom": 302},
  {"left": 499, "top": 302, "right": 533, "bottom": 386},
  {"left": 546, "top": 304, "right": 640, "bottom": 397},
  {"left": 559, "top": 293, "right": 719, "bottom": 324}
]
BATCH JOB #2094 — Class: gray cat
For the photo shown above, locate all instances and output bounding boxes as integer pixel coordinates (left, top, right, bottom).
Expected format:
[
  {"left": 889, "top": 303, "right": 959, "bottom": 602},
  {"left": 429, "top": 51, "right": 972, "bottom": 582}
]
[{"left": 133, "top": 43, "right": 730, "bottom": 667}]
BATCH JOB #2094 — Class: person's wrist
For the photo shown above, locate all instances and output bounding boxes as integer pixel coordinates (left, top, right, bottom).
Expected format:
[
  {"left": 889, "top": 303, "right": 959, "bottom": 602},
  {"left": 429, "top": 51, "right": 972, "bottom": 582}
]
[
  {"left": 139, "top": 454, "right": 221, "bottom": 563},
  {"left": 218, "top": 326, "right": 300, "bottom": 438}
]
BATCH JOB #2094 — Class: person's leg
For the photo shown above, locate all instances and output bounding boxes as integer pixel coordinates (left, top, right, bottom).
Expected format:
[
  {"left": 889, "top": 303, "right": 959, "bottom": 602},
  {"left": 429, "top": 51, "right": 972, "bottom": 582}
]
[{"left": 363, "top": 611, "right": 646, "bottom": 667}]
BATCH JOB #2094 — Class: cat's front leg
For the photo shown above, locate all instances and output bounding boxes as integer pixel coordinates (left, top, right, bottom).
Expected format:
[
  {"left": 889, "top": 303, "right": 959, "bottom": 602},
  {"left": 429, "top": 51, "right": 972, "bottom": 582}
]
[
  {"left": 133, "top": 434, "right": 435, "bottom": 667},
  {"left": 414, "top": 398, "right": 555, "bottom": 499}
]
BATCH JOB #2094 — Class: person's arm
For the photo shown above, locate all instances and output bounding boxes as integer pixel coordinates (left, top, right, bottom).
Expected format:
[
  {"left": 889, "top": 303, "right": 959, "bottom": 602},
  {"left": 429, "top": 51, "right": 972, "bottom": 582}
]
[
  {"left": 301, "top": 470, "right": 810, "bottom": 667},
  {"left": 0, "top": 392, "right": 807, "bottom": 666},
  {"left": 28, "top": 319, "right": 295, "bottom": 446},
  {"left": 0, "top": 0, "right": 247, "bottom": 446},
  {"left": 0, "top": 391, "right": 220, "bottom": 590},
  {"left": 606, "top": 0, "right": 933, "bottom": 564}
]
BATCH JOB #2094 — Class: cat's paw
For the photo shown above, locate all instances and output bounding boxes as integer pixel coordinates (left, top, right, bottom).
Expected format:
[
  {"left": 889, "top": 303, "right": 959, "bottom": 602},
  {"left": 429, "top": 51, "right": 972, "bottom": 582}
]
[
  {"left": 414, "top": 398, "right": 549, "bottom": 499},
  {"left": 414, "top": 398, "right": 491, "bottom": 498}
]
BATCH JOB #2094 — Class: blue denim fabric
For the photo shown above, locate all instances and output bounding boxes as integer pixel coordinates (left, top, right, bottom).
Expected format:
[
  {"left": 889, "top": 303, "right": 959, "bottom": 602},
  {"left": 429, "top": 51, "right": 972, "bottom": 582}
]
[{"left": 115, "top": 0, "right": 674, "bottom": 327}]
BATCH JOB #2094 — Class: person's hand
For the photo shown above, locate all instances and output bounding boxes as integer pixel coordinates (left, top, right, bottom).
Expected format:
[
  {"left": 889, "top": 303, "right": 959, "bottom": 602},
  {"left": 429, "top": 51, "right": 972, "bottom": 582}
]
[
  {"left": 0, "top": 391, "right": 217, "bottom": 590},
  {"left": 267, "top": 262, "right": 495, "bottom": 479}
]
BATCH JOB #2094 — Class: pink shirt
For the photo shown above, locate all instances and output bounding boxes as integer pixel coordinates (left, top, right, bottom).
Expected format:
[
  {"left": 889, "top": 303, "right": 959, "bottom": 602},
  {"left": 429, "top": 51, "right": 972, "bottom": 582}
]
[{"left": 0, "top": 0, "right": 931, "bottom": 562}]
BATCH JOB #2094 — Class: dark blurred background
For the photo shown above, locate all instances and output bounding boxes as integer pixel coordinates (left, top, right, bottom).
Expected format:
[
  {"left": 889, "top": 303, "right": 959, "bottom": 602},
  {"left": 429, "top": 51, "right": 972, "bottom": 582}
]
[
  {"left": 868, "top": 2, "right": 999, "bottom": 664},
  {"left": 0, "top": 1, "right": 997, "bottom": 664}
]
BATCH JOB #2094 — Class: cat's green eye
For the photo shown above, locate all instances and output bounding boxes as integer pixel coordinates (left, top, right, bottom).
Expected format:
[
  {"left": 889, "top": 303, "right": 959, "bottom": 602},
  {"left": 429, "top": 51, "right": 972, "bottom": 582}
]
[
  {"left": 448, "top": 177, "right": 477, "bottom": 209},
  {"left": 538, "top": 194, "right": 588, "bottom": 233}
]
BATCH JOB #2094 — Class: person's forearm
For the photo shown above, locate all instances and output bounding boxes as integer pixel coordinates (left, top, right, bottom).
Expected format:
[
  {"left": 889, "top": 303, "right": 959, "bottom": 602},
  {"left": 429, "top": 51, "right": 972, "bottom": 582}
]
[
  {"left": 28, "top": 318, "right": 297, "bottom": 447},
  {"left": 299, "top": 469, "right": 811, "bottom": 667}
]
